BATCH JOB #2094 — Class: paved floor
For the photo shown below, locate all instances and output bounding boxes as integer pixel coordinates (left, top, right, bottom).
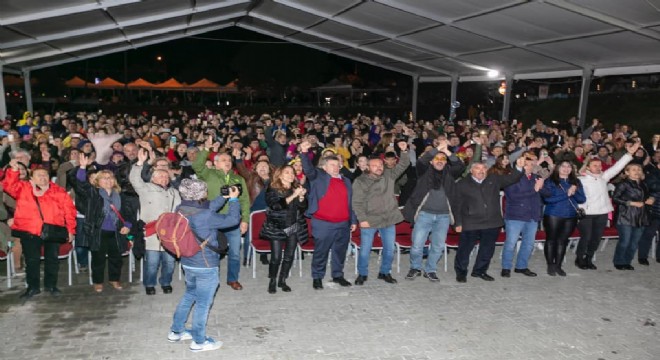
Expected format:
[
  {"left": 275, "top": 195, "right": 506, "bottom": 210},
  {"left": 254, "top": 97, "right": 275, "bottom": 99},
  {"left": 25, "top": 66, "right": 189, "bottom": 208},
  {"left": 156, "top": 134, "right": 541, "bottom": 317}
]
[{"left": 0, "top": 244, "right": 659, "bottom": 360}]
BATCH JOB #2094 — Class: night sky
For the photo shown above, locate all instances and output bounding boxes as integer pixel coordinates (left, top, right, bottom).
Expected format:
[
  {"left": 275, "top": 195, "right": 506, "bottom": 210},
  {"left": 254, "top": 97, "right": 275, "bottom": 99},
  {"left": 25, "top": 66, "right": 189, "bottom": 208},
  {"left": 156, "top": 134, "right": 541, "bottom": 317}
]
[{"left": 37, "top": 27, "right": 410, "bottom": 91}]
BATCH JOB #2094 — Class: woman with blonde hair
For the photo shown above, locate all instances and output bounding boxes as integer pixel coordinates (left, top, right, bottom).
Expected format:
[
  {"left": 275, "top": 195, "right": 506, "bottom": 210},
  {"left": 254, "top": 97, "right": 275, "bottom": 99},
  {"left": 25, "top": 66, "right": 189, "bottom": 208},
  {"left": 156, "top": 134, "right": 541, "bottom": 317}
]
[
  {"left": 612, "top": 163, "right": 654, "bottom": 270},
  {"left": 73, "top": 154, "right": 135, "bottom": 292}
]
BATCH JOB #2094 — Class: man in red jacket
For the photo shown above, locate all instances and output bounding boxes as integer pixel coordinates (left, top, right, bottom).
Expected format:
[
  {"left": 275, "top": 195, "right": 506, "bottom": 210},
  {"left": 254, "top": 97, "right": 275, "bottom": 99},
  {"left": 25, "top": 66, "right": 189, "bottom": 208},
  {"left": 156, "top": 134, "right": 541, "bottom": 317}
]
[{"left": 3, "top": 159, "right": 77, "bottom": 299}]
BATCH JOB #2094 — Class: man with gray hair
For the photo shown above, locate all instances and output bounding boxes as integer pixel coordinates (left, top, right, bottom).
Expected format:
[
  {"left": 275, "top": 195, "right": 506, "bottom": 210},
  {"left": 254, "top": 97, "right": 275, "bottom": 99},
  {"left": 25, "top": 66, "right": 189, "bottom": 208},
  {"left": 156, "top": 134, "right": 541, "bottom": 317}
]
[
  {"left": 192, "top": 136, "right": 249, "bottom": 291},
  {"left": 131, "top": 148, "right": 181, "bottom": 295},
  {"left": 453, "top": 159, "right": 525, "bottom": 283}
]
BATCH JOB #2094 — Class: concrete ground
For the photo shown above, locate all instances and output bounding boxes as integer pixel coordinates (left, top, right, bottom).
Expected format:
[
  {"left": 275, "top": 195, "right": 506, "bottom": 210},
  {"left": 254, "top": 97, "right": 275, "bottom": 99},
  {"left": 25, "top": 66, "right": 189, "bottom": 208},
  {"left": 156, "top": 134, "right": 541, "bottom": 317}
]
[{"left": 0, "top": 243, "right": 658, "bottom": 360}]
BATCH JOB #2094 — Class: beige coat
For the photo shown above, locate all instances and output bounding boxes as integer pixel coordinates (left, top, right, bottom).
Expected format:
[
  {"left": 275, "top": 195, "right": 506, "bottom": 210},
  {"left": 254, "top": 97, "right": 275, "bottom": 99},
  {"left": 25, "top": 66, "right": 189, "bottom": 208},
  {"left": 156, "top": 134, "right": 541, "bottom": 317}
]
[{"left": 129, "top": 164, "right": 181, "bottom": 251}]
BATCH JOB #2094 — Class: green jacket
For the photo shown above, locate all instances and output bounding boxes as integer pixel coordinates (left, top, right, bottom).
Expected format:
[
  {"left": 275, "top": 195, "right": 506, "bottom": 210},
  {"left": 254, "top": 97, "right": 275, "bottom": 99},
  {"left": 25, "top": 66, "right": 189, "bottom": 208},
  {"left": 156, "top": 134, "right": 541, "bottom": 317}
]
[{"left": 192, "top": 150, "right": 250, "bottom": 223}]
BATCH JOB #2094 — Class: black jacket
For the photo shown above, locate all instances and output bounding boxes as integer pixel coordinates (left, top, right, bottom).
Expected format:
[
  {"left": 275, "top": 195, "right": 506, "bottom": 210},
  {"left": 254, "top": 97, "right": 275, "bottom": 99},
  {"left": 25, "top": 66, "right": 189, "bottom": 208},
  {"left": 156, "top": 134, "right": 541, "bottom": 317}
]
[
  {"left": 401, "top": 149, "right": 465, "bottom": 224},
  {"left": 613, "top": 179, "right": 650, "bottom": 227},
  {"left": 260, "top": 186, "right": 308, "bottom": 243},
  {"left": 452, "top": 169, "right": 522, "bottom": 231},
  {"left": 71, "top": 173, "right": 135, "bottom": 252},
  {"left": 644, "top": 164, "right": 660, "bottom": 217}
]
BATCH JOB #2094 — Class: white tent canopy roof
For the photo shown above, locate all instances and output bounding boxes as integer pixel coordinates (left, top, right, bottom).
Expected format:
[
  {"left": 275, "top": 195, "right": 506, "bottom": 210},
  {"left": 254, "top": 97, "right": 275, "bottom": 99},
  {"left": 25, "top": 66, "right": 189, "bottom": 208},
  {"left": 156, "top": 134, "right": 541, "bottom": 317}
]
[{"left": 1, "top": 0, "right": 660, "bottom": 81}]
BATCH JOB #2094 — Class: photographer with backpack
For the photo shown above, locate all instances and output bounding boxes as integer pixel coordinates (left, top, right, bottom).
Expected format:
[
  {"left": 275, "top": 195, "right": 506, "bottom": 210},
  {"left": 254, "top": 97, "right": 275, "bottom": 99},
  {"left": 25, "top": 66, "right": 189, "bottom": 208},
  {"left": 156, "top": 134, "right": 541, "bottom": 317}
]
[{"left": 167, "top": 178, "right": 241, "bottom": 353}]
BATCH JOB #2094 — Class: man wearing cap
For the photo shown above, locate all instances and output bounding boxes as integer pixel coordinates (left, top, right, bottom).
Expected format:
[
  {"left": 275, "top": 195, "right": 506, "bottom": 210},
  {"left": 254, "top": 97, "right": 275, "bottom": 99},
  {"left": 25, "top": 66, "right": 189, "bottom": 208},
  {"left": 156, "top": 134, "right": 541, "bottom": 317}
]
[
  {"left": 402, "top": 139, "right": 465, "bottom": 282},
  {"left": 352, "top": 141, "right": 410, "bottom": 285},
  {"left": 192, "top": 136, "right": 250, "bottom": 290},
  {"left": 300, "top": 140, "right": 358, "bottom": 289}
]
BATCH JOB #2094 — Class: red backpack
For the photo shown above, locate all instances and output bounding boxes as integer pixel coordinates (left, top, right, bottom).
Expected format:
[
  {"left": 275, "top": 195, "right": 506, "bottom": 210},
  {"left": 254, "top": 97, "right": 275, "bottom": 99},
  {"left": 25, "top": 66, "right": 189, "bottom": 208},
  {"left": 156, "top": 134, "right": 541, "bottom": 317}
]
[{"left": 154, "top": 212, "right": 220, "bottom": 258}]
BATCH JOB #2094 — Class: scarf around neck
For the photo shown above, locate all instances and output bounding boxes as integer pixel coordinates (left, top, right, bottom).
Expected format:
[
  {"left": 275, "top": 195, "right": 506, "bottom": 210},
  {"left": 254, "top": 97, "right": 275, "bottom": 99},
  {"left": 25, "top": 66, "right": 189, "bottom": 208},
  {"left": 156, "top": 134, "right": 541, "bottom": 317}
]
[{"left": 99, "top": 188, "right": 122, "bottom": 224}]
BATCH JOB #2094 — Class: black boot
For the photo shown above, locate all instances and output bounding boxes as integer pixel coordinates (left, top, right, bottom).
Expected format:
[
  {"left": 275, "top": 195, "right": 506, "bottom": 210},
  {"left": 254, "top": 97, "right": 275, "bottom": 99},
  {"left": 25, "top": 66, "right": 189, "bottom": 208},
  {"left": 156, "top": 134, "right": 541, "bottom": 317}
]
[
  {"left": 268, "top": 262, "right": 280, "bottom": 279},
  {"left": 575, "top": 255, "right": 588, "bottom": 270},
  {"left": 278, "top": 276, "right": 291, "bottom": 292},
  {"left": 278, "top": 260, "right": 293, "bottom": 292},
  {"left": 268, "top": 278, "right": 276, "bottom": 294}
]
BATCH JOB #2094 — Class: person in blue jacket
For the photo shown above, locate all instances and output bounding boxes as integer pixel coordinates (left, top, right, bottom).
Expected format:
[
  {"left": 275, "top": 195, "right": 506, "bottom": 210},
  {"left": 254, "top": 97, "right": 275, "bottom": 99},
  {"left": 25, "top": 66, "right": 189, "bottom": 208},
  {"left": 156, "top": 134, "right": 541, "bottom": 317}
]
[
  {"left": 540, "top": 160, "right": 586, "bottom": 276},
  {"left": 168, "top": 179, "right": 241, "bottom": 353}
]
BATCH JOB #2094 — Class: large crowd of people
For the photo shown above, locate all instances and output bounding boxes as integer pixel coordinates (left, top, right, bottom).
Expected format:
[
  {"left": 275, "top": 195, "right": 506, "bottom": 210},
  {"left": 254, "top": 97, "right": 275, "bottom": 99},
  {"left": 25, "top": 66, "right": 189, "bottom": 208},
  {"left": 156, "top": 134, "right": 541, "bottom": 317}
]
[{"left": 0, "top": 108, "right": 658, "bottom": 352}]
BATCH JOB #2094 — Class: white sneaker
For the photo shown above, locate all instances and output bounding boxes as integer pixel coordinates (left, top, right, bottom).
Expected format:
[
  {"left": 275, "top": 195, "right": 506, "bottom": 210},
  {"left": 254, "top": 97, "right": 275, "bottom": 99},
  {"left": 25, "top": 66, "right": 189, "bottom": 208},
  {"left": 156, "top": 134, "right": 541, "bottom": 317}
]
[
  {"left": 167, "top": 330, "right": 193, "bottom": 342},
  {"left": 189, "top": 337, "right": 223, "bottom": 352}
]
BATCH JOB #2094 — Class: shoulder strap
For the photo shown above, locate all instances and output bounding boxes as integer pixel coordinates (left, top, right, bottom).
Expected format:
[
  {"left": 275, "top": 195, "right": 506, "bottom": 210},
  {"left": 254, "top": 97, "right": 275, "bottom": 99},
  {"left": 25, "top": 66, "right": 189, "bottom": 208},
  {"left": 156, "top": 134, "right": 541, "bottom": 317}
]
[
  {"left": 110, "top": 204, "right": 126, "bottom": 225},
  {"left": 33, "top": 194, "right": 44, "bottom": 221},
  {"left": 177, "top": 210, "right": 223, "bottom": 255}
]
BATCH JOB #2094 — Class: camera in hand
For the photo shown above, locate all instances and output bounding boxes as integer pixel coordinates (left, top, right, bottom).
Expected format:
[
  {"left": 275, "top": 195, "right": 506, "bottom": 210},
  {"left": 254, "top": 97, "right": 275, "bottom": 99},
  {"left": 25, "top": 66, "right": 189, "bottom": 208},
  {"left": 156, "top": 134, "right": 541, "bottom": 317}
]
[{"left": 221, "top": 183, "right": 242, "bottom": 197}]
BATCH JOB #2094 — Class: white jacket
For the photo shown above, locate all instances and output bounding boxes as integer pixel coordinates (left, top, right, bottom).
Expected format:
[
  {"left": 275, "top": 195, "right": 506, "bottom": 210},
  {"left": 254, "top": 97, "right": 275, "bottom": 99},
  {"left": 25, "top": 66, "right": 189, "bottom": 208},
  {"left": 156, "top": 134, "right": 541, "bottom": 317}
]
[
  {"left": 129, "top": 164, "right": 181, "bottom": 251},
  {"left": 578, "top": 153, "right": 632, "bottom": 215}
]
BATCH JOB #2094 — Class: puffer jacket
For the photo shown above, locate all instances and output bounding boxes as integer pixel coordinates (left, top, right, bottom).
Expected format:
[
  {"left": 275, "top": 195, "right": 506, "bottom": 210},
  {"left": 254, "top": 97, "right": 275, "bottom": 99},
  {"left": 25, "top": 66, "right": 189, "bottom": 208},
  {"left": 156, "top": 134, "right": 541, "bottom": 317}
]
[
  {"left": 352, "top": 151, "right": 410, "bottom": 228},
  {"left": 2, "top": 168, "right": 76, "bottom": 238},
  {"left": 540, "top": 178, "right": 586, "bottom": 218},
  {"left": 260, "top": 187, "right": 308, "bottom": 243},
  {"left": 129, "top": 164, "right": 181, "bottom": 251},
  {"left": 613, "top": 178, "right": 649, "bottom": 227}
]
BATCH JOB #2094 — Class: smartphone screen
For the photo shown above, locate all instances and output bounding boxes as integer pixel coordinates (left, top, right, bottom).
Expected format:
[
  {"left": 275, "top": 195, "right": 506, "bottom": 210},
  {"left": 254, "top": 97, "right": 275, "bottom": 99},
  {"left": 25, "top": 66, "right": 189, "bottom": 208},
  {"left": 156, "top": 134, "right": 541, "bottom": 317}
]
[
  {"left": 8, "top": 134, "right": 14, "bottom": 142},
  {"left": 170, "top": 136, "right": 177, "bottom": 143}
]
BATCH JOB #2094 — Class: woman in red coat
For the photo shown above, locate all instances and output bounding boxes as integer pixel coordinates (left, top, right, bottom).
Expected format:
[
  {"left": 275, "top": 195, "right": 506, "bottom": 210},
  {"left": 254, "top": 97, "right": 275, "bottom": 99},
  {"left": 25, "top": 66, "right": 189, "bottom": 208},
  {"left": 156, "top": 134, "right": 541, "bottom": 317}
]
[{"left": 2, "top": 159, "right": 77, "bottom": 299}]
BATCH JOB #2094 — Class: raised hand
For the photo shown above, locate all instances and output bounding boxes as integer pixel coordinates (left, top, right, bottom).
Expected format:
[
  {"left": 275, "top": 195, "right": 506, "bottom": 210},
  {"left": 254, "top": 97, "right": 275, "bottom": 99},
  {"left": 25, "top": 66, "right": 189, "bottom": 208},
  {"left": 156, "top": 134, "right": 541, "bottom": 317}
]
[
  {"left": 626, "top": 140, "right": 641, "bottom": 155},
  {"left": 397, "top": 141, "right": 408, "bottom": 151},
  {"left": 137, "top": 148, "right": 148, "bottom": 165},
  {"left": 534, "top": 177, "right": 545, "bottom": 192},
  {"left": 79, "top": 153, "right": 90, "bottom": 168},
  {"left": 300, "top": 140, "right": 311, "bottom": 153}
]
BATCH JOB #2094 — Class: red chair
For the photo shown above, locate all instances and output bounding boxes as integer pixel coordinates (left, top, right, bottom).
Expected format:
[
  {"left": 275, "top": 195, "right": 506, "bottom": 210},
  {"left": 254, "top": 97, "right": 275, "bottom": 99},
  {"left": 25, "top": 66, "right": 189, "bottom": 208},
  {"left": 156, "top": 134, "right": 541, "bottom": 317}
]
[
  {"left": 42, "top": 242, "right": 74, "bottom": 286},
  {"left": 249, "top": 210, "right": 270, "bottom": 278},
  {"left": 0, "top": 247, "right": 11, "bottom": 288},
  {"left": 350, "top": 227, "right": 383, "bottom": 275},
  {"left": 295, "top": 218, "right": 314, "bottom": 277},
  {"left": 444, "top": 228, "right": 461, "bottom": 272},
  {"left": 600, "top": 226, "right": 619, "bottom": 251},
  {"left": 394, "top": 221, "right": 429, "bottom": 273}
]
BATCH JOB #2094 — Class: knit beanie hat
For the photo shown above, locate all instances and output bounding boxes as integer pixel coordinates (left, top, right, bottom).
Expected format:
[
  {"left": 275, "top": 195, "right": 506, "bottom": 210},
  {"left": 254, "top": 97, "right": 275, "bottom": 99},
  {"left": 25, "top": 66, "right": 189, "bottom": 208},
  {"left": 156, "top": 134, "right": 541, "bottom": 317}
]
[{"left": 179, "top": 179, "right": 208, "bottom": 201}]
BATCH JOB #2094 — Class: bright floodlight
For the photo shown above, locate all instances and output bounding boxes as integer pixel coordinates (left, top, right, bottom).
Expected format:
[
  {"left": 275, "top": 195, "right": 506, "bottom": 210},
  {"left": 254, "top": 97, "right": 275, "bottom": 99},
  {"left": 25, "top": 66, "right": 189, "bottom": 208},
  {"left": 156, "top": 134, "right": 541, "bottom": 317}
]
[{"left": 487, "top": 70, "right": 499, "bottom": 78}]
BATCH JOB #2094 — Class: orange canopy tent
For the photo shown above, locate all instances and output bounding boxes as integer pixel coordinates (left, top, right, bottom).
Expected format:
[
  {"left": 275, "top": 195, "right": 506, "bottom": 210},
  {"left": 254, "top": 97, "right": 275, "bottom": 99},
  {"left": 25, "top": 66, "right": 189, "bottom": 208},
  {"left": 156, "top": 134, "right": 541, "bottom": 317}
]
[
  {"left": 127, "top": 78, "right": 156, "bottom": 89},
  {"left": 153, "top": 78, "right": 184, "bottom": 90},
  {"left": 91, "top": 77, "right": 125, "bottom": 89},
  {"left": 188, "top": 78, "right": 220, "bottom": 91}
]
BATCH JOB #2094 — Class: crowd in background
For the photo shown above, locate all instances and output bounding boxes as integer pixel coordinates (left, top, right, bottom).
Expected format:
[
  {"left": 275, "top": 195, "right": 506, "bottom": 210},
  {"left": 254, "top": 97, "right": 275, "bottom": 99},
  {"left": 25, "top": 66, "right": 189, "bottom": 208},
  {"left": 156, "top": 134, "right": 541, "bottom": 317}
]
[{"left": 1, "top": 108, "right": 658, "bottom": 291}]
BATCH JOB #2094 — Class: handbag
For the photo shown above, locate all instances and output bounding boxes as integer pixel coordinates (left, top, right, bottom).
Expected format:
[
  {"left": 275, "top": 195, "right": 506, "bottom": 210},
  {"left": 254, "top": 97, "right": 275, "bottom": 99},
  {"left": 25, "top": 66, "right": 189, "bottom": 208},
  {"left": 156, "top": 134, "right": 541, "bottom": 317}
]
[
  {"left": 34, "top": 195, "right": 68, "bottom": 243},
  {"left": 559, "top": 183, "right": 586, "bottom": 220}
]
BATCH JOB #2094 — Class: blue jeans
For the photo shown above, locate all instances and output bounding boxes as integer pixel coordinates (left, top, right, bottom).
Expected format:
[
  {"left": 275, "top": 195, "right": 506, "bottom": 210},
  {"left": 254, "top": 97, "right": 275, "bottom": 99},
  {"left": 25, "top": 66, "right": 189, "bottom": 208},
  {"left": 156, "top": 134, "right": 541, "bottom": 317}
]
[
  {"left": 410, "top": 212, "right": 450, "bottom": 273},
  {"left": 614, "top": 225, "right": 644, "bottom": 266},
  {"left": 171, "top": 266, "right": 219, "bottom": 344},
  {"left": 221, "top": 225, "right": 241, "bottom": 283},
  {"left": 144, "top": 250, "right": 176, "bottom": 287},
  {"left": 502, "top": 220, "right": 538, "bottom": 270},
  {"left": 357, "top": 225, "right": 395, "bottom": 276},
  {"left": 75, "top": 218, "right": 89, "bottom": 267}
]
